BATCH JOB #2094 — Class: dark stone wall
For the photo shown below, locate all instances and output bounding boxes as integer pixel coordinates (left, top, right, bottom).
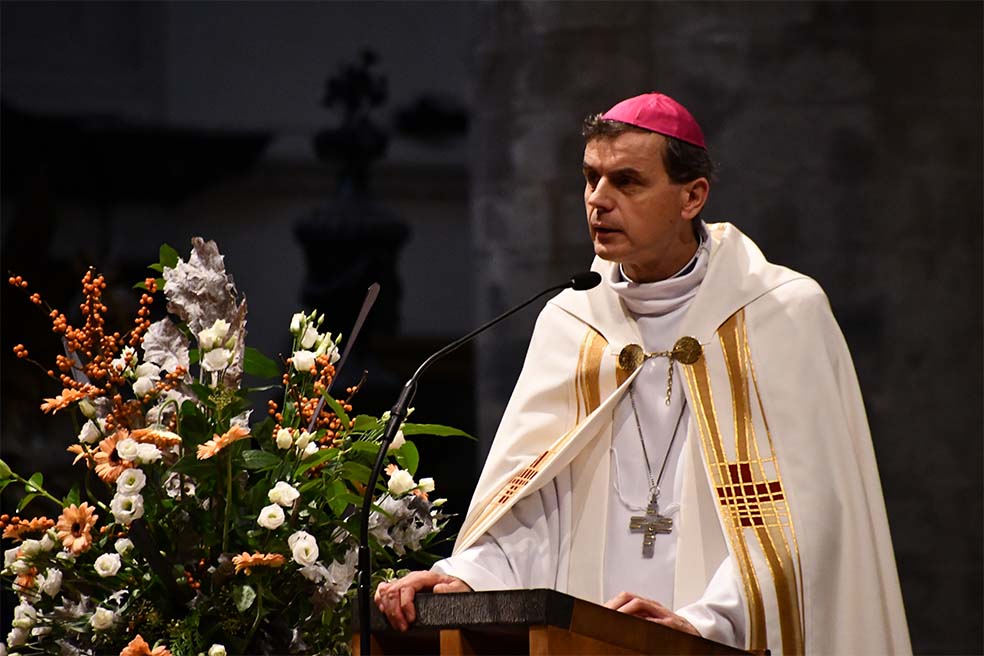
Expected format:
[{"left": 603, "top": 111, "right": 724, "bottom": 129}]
[{"left": 471, "top": 2, "right": 982, "bottom": 653}]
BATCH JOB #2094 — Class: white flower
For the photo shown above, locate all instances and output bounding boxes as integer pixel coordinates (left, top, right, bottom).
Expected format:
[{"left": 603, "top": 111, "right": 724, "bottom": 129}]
[
  {"left": 208, "top": 645, "right": 227, "bottom": 656},
  {"left": 78, "top": 398, "right": 98, "bottom": 419},
  {"left": 110, "top": 493, "right": 145, "bottom": 525},
  {"left": 135, "top": 443, "right": 162, "bottom": 464},
  {"left": 294, "top": 430, "right": 312, "bottom": 450},
  {"left": 10, "top": 560, "right": 30, "bottom": 575},
  {"left": 275, "top": 427, "right": 294, "bottom": 450},
  {"left": 78, "top": 420, "right": 101, "bottom": 444},
  {"left": 299, "top": 325, "right": 319, "bottom": 350},
  {"left": 164, "top": 472, "right": 195, "bottom": 499},
  {"left": 198, "top": 319, "right": 231, "bottom": 351},
  {"left": 89, "top": 607, "right": 114, "bottom": 631},
  {"left": 267, "top": 481, "right": 300, "bottom": 507},
  {"left": 134, "top": 362, "right": 160, "bottom": 379},
  {"left": 202, "top": 348, "right": 233, "bottom": 372},
  {"left": 19, "top": 540, "right": 42, "bottom": 558},
  {"left": 302, "top": 442, "right": 319, "bottom": 459},
  {"left": 116, "top": 468, "right": 146, "bottom": 495},
  {"left": 418, "top": 477, "right": 435, "bottom": 493},
  {"left": 287, "top": 531, "right": 319, "bottom": 566},
  {"left": 114, "top": 538, "right": 134, "bottom": 557},
  {"left": 256, "top": 503, "right": 285, "bottom": 530},
  {"left": 39, "top": 533, "right": 56, "bottom": 552},
  {"left": 94, "top": 553, "right": 122, "bottom": 578},
  {"left": 132, "top": 376, "right": 156, "bottom": 398},
  {"left": 4, "top": 547, "right": 20, "bottom": 568},
  {"left": 111, "top": 347, "right": 137, "bottom": 376},
  {"left": 7, "top": 626, "right": 28, "bottom": 647},
  {"left": 387, "top": 469, "right": 416, "bottom": 496},
  {"left": 292, "top": 350, "right": 316, "bottom": 373},
  {"left": 116, "top": 438, "right": 140, "bottom": 462},
  {"left": 299, "top": 562, "right": 329, "bottom": 583},
  {"left": 289, "top": 312, "right": 305, "bottom": 335},
  {"left": 387, "top": 429, "right": 406, "bottom": 452},
  {"left": 39, "top": 568, "right": 62, "bottom": 597},
  {"left": 11, "top": 603, "right": 36, "bottom": 629}
]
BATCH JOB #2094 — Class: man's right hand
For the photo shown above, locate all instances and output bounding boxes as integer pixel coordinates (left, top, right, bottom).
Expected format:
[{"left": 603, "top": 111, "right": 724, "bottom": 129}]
[{"left": 374, "top": 570, "right": 472, "bottom": 631}]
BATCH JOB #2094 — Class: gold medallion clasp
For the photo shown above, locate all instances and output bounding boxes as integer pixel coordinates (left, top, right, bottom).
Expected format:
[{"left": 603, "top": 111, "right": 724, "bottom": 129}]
[
  {"left": 671, "top": 336, "right": 702, "bottom": 365},
  {"left": 618, "top": 343, "right": 646, "bottom": 373}
]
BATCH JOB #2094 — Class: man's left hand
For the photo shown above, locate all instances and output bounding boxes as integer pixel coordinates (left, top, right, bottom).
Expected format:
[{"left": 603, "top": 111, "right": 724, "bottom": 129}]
[{"left": 604, "top": 592, "right": 700, "bottom": 636}]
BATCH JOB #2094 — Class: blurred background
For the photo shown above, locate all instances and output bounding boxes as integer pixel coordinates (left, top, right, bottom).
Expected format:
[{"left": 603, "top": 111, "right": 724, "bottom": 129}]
[{"left": 1, "top": 2, "right": 980, "bottom": 653}]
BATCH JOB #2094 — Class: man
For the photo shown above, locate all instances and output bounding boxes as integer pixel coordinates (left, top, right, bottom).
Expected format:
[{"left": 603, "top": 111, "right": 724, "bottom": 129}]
[{"left": 376, "top": 92, "right": 910, "bottom": 655}]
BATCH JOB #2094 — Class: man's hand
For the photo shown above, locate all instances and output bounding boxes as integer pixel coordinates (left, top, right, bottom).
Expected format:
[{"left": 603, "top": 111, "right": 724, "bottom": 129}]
[
  {"left": 604, "top": 592, "right": 700, "bottom": 636},
  {"left": 374, "top": 571, "right": 472, "bottom": 631}
]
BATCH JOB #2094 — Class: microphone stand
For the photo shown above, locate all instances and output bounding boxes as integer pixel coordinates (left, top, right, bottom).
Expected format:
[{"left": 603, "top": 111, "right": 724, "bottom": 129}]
[{"left": 357, "top": 272, "right": 600, "bottom": 655}]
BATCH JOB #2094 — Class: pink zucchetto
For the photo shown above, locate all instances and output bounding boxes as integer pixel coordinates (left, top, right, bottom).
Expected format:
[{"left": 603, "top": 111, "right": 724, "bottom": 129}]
[{"left": 602, "top": 92, "right": 706, "bottom": 149}]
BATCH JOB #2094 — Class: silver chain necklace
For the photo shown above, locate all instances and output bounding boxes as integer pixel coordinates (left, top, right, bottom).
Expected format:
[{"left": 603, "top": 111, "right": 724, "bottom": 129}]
[{"left": 627, "top": 382, "right": 687, "bottom": 557}]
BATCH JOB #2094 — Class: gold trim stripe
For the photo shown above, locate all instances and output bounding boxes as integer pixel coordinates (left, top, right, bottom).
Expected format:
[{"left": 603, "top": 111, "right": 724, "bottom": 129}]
[
  {"left": 684, "top": 353, "right": 768, "bottom": 651},
  {"left": 742, "top": 312, "right": 808, "bottom": 638},
  {"left": 576, "top": 329, "right": 606, "bottom": 421},
  {"left": 719, "top": 312, "right": 804, "bottom": 655}
]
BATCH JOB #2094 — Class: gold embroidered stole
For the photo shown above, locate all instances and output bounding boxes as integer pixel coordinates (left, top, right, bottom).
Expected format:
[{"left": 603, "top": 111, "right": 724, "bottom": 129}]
[
  {"left": 457, "top": 327, "right": 615, "bottom": 550},
  {"left": 682, "top": 309, "right": 805, "bottom": 655}
]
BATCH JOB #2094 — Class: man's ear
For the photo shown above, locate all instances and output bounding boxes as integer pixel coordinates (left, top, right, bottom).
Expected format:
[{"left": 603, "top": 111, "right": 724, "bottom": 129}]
[{"left": 680, "top": 177, "right": 710, "bottom": 220}]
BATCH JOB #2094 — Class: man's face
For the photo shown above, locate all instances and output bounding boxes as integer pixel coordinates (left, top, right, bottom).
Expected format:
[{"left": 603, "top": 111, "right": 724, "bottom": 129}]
[{"left": 582, "top": 131, "right": 706, "bottom": 282}]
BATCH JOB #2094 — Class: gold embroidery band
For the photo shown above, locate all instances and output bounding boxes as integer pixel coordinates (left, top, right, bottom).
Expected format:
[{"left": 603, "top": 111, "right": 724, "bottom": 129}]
[
  {"left": 684, "top": 350, "right": 767, "bottom": 651},
  {"left": 719, "top": 311, "right": 804, "bottom": 656},
  {"left": 576, "top": 329, "right": 607, "bottom": 421}
]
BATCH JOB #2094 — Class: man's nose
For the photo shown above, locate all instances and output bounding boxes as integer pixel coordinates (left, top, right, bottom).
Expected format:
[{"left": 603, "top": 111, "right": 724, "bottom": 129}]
[{"left": 587, "top": 179, "right": 615, "bottom": 212}]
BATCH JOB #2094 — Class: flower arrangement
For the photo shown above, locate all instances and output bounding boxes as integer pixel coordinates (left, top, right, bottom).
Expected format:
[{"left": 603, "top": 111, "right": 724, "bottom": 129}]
[{"left": 1, "top": 238, "right": 466, "bottom": 655}]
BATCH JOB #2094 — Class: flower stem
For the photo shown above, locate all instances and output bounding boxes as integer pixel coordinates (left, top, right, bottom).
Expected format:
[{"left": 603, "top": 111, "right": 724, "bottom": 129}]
[
  {"left": 222, "top": 451, "right": 233, "bottom": 552},
  {"left": 12, "top": 472, "right": 64, "bottom": 507}
]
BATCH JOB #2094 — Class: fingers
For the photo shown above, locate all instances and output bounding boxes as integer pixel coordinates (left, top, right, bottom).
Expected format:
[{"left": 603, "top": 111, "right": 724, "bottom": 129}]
[
  {"left": 603, "top": 591, "right": 635, "bottom": 609},
  {"left": 433, "top": 578, "right": 472, "bottom": 594},
  {"left": 616, "top": 597, "right": 672, "bottom": 619},
  {"left": 374, "top": 571, "right": 469, "bottom": 632}
]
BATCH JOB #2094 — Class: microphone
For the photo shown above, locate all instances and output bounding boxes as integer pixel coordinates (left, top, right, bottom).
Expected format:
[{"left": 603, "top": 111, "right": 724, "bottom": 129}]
[{"left": 358, "top": 271, "right": 601, "bottom": 654}]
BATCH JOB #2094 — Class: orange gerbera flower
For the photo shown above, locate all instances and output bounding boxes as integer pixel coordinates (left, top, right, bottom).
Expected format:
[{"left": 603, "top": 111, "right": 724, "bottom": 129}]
[
  {"left": 197, "top": 425, "right": 250, "bottom": 460},
  {"left": 120, "top": 635, "right": 172, "bottom": 656},
  {"left": 93, "top": 430, "right": 133, "bottom": 483},
  {"left": 55, "top": 502, "right": 98, "bottom": 554},
  {"left": 67, "top": 443, "right": 92, "bottom": 466},
  {"left": 13, "top": 565, "right": 38, "bottom": 594},
  {"left": 130, "top": 427, "right": 182, "bottom": 448},
  {"left": 232, "top": 551, "right": 286, "bottom": 575},
  {"left": 40, "top": 388, "right": 88, "bottom": 414},
  {"left": 2, "top": 516, "right": 55, "bottom": 542}
]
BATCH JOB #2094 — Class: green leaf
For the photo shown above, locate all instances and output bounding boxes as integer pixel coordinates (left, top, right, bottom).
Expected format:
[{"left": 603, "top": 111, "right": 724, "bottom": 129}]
[
  {"left": 17, "top": 493, "right": 38, "bottom": 512},
  {"left": 0, "top": 480, "right": 12, "bottom": 495},
  {"left": 401, "top": 423, "right": 475, "bottom": 440},
  {"left": 189, "top": 349, "right": 200, "bottom": 365},
  {"left": 26, "top": 472, "right": 43, "bottom": 493},
  {"left": 239, "top": 450, "right": 281, "bottom": 471},
  {"left": 350, "top": 415, "right": 381, "bottom": 433},
  {"left": 148, "top": 263, "right": 164, "bottom": 273},
  {"left": 395, "top": 441, "right": 419, "bottom": 476},
  {"left": 159, "top": 243, "right": 180, "bottom": 269},
  {"left": 325, "top": 480, "right": 349, "bottom": 516},
  {"left": 339, "top": 461, "right": 372, "bottom": 486},
  {"left": 64, "top": 485, "right": 81, "bottom": 507},
  {"left": 322, "top": 395, "right": 350, "bottom": 427},
  {"left": 243, "top": 347, "right": 280, "bottom": 379},
  {"left": 295, "top": 447, "right": 338, "bottom": 476},
  {"left": 349, "top": 441, "right": 382, "bottom": 456}
]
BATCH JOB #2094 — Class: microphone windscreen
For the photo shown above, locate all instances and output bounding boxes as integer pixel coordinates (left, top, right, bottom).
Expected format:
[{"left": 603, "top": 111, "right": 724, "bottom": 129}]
[{"left": 570, "top": 271, "right": 602, "bottom": 291}]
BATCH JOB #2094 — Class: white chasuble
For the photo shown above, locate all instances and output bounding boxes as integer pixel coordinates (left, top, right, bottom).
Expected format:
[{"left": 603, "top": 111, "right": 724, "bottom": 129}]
[{"left": 434, "top": 223, "right": 910, "bottom": 656}]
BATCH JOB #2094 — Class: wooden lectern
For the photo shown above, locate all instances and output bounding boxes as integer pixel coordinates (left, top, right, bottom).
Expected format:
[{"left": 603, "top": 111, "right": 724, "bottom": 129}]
[{"left": 351, "top": 588, "right": 755, "bottom": 655}]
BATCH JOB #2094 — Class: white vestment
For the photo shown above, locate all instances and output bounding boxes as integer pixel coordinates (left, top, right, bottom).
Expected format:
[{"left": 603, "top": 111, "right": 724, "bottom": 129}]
[{"left": 435, "top": 223, "right": 910, "bottom": 655}]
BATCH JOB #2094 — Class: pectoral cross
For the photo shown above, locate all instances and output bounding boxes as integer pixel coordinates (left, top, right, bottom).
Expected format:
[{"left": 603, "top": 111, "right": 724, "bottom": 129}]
[{"left": 629, "top": 494, "right": 672, "bottom": 557}]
